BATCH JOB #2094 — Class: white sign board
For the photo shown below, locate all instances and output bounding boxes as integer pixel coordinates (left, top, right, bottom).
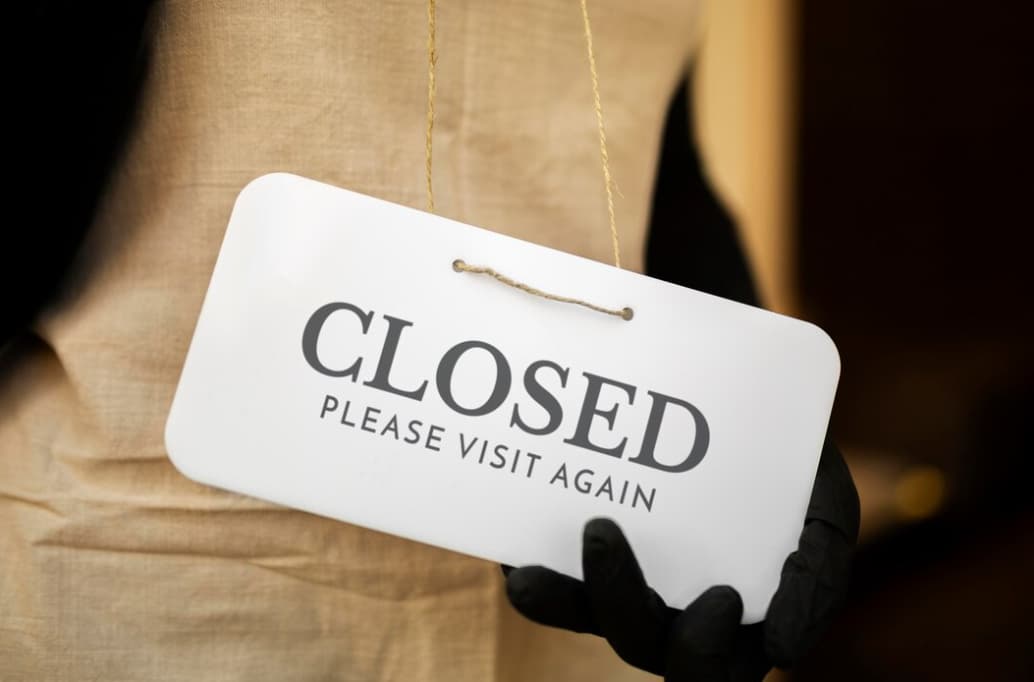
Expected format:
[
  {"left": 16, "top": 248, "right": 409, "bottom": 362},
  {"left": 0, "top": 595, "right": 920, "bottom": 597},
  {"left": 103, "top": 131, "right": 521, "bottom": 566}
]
[{"left": 166, "top": 173, "right": 840, "bottom": 623}]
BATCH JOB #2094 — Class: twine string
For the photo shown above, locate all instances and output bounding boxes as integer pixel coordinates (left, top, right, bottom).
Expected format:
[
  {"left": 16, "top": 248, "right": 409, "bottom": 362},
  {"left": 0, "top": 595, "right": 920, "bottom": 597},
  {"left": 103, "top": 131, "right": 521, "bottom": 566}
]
[
  {"left": 453, "top": 260, "right": 633, "bottom": 320},
  {"left": 425, "top": 0, "right": 437, "bottom": 212},
  {"left": 426, "top": 0, "right": 632, "bottom": 321},
  {"left": 578, "top": 0, "right": 620, "bottom": 270}
]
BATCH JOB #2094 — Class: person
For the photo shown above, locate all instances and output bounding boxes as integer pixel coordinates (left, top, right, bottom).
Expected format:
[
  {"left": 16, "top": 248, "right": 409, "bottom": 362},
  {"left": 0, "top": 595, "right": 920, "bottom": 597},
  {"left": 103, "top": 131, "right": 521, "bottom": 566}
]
[{"left": 3, "top": 3, "right": 858, "bottom": 680}]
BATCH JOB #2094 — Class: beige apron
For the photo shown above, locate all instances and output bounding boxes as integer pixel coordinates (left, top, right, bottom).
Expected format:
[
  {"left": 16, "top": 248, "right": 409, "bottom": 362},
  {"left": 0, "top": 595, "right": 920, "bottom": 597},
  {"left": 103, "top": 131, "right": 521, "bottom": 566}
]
[{"left": 0, "top": 1, "right": 699, "bottom": 679}]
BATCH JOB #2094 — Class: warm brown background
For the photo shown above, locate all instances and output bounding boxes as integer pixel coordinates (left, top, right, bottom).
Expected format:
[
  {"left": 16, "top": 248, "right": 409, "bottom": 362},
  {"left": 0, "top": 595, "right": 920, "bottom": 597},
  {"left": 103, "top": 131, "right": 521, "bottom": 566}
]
[{"left": 699, "top": 2, "right": 1033, "bottom": 680}]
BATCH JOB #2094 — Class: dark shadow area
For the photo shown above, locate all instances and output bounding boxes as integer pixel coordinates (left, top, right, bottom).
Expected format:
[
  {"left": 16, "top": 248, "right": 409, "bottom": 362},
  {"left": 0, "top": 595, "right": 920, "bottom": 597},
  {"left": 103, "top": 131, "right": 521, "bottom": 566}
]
[{"left": 794, "top": 2, "right": 1034, "bottom": 679}]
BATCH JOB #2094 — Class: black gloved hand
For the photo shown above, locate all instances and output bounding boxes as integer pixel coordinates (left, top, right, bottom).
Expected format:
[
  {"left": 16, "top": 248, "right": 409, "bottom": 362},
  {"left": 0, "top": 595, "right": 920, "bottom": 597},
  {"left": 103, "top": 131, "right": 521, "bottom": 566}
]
[{"left": 503, "top": 438, "right": 860, "bottom": 681}]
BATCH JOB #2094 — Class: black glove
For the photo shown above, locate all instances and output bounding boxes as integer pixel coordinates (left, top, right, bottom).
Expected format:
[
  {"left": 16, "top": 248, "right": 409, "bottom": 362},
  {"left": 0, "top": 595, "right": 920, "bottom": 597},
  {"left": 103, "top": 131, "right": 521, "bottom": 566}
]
[{"left": 503, "top": 437, "right": 860, "bottom": 681}]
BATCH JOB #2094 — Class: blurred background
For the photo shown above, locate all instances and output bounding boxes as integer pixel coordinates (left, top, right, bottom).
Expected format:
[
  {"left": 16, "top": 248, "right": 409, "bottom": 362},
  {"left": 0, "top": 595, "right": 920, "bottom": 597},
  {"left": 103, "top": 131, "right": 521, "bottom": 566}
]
[
  {"left": 7, "top": 2, "right": 1030, "bottom": 680},
  {"left": 694, "top": 1, "right": 1033, "bottom": 679}
]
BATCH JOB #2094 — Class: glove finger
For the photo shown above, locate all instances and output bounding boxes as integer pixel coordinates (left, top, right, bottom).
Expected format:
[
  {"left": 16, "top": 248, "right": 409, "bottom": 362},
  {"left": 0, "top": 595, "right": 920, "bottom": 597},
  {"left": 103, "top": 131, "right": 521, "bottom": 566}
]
[
  {"left": 505, "top": 565, "right": 599, "bottom": 635},
  {"left": 764, "top": 519, "right": 853, "bottom": 667},
  {"left": 664, "top": 585, "right": 742, "bottom": 682},
  {"left": 807, "top": 438, "right": 861, "bottom": 542},
  {"left": 583, "top": 517, "right": 673, "bottom": 673}
]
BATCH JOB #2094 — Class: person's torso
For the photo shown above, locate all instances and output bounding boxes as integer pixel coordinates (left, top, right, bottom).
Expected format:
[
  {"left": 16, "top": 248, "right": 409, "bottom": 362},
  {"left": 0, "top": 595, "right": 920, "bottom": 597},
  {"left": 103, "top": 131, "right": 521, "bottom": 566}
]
[{"left": 0, "top": 2, "right": 697, "bottom": 679}]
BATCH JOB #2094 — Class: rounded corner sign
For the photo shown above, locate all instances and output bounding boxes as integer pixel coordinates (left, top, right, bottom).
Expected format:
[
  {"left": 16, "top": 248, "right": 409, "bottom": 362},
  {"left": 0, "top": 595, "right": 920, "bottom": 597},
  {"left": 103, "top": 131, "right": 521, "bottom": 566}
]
[{"left": 165, "top": 173, "right": 839, "bottom": 624}]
